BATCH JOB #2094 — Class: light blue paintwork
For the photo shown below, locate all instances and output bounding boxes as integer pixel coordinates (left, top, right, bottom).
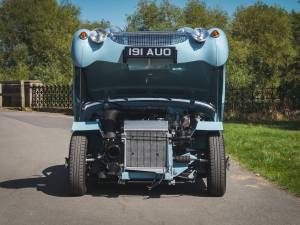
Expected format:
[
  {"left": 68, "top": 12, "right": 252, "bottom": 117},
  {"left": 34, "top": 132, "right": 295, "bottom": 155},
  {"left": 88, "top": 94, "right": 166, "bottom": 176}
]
[
  {"left": 121, "top": 152, "right": 198, "bottom": 181},
  {"left": 172, "top": 163, "right": 188, "bottom": 177},
  {"left": 71, "top": 120, "right": 222, "bottom": 131},
  {"left": 121, "top": 171, "right": 174, "bottom": 181},
  {"left": 71, "top": 27, "right": 228, "bottom": 182},
  {"left": 165, "top": 143, "right": 174, "bottom": 180},
  {"left": 72, "top": 120, "right": 223, "bottom": 131},
  {"left": 72, "top": 121, "right": 100, "bottom": 131},
  {"left": 172, "top": 153, "right": 197, "bottom": 177},
  {"left": 71, "top": 27, "right": 228, "bottom": 124},
  {"left": 195, "top": 121, "right": 223, "bottom": 131},
  {"left": 121, "top": 171, "right": 157, "bottom": 180},
  {"left": 72, "top": 28, "right": 228, "bottom": 68}
]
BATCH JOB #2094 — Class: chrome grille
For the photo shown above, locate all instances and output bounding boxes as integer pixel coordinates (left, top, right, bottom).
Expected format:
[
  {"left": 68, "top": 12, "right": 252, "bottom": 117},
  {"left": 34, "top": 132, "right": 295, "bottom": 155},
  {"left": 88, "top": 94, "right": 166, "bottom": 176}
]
[{"left": 110, "top": 32, "right": 188, "bottom": 46}]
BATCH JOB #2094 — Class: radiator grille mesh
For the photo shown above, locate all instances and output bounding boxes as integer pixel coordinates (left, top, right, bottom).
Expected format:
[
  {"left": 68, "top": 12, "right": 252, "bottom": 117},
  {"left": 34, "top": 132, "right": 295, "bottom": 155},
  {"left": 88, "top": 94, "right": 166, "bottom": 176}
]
[
  {"left": 124, "top": 120, "right": 168, "bottom": 169},
  {"left": 110, "top": 32, "right": 188, "bottom": 46}
]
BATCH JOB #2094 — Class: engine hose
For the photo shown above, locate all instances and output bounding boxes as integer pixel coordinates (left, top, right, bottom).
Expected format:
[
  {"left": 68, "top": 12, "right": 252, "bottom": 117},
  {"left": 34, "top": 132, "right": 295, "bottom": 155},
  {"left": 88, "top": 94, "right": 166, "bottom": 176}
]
[{"left": 102, "top": 109, "right": 120, "bottom": 139}]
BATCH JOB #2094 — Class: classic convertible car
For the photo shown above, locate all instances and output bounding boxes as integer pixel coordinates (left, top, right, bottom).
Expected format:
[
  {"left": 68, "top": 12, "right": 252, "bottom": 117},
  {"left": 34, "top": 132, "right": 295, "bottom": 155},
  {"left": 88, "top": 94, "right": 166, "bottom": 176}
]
[{"left": 67, "top": 26, "right": 228, "bottom": 196}]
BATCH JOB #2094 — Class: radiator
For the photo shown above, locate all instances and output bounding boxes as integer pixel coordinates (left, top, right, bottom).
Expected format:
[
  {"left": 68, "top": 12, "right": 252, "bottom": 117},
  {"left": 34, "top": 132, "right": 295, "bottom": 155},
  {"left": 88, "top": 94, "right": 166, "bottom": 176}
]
[{"left": 124, "top": 120, "right": 168, "bottom": 173}]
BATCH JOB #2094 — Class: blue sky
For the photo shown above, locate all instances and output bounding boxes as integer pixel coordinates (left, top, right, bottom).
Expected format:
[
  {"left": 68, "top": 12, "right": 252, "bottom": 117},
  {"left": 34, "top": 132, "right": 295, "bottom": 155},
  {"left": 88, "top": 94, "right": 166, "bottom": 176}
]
[{"left": 70, "top": 0, "right": 300, "bottom": 29}]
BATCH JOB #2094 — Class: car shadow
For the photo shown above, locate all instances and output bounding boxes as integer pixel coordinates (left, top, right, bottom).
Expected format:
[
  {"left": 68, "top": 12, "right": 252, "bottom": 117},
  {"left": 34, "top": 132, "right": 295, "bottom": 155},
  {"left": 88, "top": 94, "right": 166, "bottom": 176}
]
[
  {"left": 0, "top": 165, "right": 69, "bottom": 197},
  {"left": 0, "top": 165, "right": 208, "bottom": 198}
]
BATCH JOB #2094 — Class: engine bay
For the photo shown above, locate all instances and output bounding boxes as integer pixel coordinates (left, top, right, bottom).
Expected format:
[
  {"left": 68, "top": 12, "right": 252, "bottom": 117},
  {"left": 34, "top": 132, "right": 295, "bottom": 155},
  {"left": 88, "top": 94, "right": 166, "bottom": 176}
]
[{"left": 85, "top": 103, "right": 211, "bottom": 183}]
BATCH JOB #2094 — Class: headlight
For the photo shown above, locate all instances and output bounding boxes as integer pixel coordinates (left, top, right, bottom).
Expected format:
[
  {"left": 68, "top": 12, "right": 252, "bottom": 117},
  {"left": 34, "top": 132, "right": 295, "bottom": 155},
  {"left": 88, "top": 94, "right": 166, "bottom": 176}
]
[
  {"left": 192, "top": 28, "right": 209, "bottom": 42},
  {"left": 90, "top": 28, "right": 107, "bottom": 43}
]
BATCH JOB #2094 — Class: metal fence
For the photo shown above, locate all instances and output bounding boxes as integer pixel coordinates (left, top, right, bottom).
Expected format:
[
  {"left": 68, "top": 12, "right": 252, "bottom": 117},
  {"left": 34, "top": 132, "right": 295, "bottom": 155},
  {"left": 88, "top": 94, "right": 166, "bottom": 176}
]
[
  {"left": 30, "top": 84, "right": 300, "bottom": 116},
  {"left": 226, "top": 85, "right": 300, "bottom": 115},
  {"left": 31, "top": 85, "right": 72, "bottom": 109}
]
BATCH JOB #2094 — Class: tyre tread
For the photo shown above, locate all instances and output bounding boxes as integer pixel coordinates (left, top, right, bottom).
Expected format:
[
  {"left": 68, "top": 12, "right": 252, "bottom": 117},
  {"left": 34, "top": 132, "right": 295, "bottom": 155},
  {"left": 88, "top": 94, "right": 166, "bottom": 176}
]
[
  {"left": 68, "top": 134, "right": 88, "bottom": 196},
  {"left": 207, "top": 133, "right": 226, "bottom": 196}
]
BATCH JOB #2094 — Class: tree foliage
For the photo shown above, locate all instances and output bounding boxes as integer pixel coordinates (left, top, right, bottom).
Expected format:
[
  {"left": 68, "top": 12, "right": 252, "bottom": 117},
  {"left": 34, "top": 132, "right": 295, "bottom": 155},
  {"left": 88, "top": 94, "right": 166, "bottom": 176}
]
[
  {"left": 183, "top": 0, "right": 228, "bottom": 29},
  {"left": 0, "top": 0, "right": 299, "bottom": 89},
  {"left": 0, "top": 0, "right": 80, "bottom": 83},
  {"left": 228, "top": 2, "right": 296, "bottom": 88},
  {"left": 81, "top": 19, "right": 111, "bottom": 30},
  {"left": 126, "top": 0, "right": 183, "bottom": 31},
  {"left": 126, "top": 0, "right": 228, "bottom": 31}
]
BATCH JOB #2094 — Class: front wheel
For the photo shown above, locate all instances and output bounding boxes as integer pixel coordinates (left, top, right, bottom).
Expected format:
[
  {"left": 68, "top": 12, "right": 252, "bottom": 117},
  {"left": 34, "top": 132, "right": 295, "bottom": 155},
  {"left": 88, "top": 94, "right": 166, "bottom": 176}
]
[
  {"left": 207, "top": 133, "right": 226, "bottom": 196},
  {"left": 68, "top": 134, "right": 88, "bottom": 196}
]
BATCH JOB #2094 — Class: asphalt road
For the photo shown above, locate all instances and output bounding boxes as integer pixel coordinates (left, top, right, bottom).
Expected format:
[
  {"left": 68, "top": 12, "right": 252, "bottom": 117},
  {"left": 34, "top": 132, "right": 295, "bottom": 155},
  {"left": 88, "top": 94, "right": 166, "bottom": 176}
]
[{"left": 0, "top": 110, "right": 299, "bottom": 225}]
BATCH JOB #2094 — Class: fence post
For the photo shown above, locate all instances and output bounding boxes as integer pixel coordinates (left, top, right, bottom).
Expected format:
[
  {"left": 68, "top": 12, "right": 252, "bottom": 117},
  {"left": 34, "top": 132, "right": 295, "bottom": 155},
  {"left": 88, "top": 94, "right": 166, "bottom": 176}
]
[
  {"left": 20, "top": 80, "right": 25, "bottom": 110},
  {"left": 0, "top": 83, "right": 2, "bottom": 108},
  {"left": 29, "top": 83, "right": 33, "bottom": 108}
]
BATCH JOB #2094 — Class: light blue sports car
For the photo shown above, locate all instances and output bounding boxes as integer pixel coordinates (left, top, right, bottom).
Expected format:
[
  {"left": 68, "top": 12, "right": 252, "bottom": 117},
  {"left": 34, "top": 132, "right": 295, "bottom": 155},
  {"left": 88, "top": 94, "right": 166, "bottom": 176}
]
[{"left": 67, "top": 26, "right": 228, "bottom": 196}]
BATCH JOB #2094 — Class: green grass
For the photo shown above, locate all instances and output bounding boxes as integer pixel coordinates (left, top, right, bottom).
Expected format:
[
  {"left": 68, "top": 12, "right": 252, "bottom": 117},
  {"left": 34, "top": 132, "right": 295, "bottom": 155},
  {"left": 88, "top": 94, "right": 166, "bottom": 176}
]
[{"left": 224, "top": 121, "right": 300, "bottom": 196}]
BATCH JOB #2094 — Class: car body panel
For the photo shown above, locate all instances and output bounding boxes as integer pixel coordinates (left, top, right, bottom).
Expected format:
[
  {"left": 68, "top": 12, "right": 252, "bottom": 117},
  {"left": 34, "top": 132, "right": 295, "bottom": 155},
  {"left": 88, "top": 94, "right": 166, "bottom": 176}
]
[
  {"left": 70, "top": 27, "right": 228, "bottom": 183},
  {"left": 72, "top": 28, "right": 228, "bottom": 68}
]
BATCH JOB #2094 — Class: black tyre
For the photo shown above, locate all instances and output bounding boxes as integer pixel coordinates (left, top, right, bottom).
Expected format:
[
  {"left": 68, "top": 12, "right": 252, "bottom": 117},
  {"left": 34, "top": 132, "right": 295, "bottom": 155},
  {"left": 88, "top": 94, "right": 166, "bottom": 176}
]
[
  {"left": 207, "top": 133, "right": 226, "bottom": 196},
  {"left": 68, "top": 134, "right": 88, "bottom": 196}
]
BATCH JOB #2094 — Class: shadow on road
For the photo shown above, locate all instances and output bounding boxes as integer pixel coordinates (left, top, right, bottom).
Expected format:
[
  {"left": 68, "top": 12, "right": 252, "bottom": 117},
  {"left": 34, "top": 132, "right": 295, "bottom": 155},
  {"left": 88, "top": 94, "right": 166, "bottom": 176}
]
[
  {"left": 0, "top": 165, "right": 208, "bottom": 198},
  {"left": 0, "top": 165, "right": 69, "bottom": 197}
]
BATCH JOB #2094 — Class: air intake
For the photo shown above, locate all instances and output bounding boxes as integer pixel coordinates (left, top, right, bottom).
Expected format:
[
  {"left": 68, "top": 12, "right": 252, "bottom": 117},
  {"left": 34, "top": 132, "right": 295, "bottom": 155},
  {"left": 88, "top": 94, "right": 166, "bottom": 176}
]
[{"left": 110, "top": 32, "right": 188, "bottom": 46}]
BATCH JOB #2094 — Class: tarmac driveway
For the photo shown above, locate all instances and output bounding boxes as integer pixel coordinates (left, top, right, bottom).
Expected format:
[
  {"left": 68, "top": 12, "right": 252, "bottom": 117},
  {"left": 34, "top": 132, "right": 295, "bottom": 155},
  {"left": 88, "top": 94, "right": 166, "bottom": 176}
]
[{"left": 0, "top": 110, "right": 299, "bottom": 225}]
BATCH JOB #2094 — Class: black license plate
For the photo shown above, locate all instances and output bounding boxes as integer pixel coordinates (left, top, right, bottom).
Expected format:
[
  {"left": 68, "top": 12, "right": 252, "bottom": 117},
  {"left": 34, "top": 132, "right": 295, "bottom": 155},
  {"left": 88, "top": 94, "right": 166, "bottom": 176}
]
[{"left": 124, "top": 47, "right": 176, "bottom": 62}]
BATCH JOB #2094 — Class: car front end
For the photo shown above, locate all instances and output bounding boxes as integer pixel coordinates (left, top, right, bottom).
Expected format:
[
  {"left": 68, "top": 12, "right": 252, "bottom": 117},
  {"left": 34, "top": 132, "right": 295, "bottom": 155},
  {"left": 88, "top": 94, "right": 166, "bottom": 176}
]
[{"left": 68, "top": 27, "right": 228, "bottom": 196}]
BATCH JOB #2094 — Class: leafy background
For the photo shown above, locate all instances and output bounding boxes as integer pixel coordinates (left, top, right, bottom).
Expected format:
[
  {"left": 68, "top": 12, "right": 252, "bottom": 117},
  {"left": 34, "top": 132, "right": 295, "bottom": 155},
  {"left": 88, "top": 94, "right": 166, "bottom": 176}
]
[{"left": 0, "top": 0, "right": 299, "bottom": 90}]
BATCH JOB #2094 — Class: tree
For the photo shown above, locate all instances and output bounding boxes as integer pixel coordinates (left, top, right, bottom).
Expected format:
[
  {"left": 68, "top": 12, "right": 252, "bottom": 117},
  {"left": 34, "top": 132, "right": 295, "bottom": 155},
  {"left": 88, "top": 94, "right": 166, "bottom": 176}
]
[
  {"left": 183, "top": 0, "right": 228, "bottom": 29},
  {"left": 183, "top": 0, "right": 209, "bottom": 28},
  {"left": 283, "top": 10, "right": 300, "bottom": 99},
  {"left": 81, "top": 19, "right": 111, "bottom": 30},
  {"left": 126, "top": 0, "right": 228, "bottom": 31},
  {"left": 155, "top": 0, "right": 184, "bottom": 30},
  {"left": 229, "top": 2, "right": 296, "bottom": 88},
  {"left": 226, "top": 36, "right": 253, "bottom": 88},
  {"left": 291, "top": 11, "right": 300, "bottom": 52},
  {"left": 0, "top": 0, "right": 80, "bottom": 84},
  {"left": 126, "top": 0, "right": 183, "bottom": 31},
  {"left": 126, "top": 0, "right": 160, "bottom": 31}
]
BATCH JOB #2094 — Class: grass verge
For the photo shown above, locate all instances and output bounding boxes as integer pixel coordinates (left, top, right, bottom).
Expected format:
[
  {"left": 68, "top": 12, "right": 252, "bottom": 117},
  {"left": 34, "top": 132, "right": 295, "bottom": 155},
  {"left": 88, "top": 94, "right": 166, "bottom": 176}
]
[{"left": 224, "top": 121, "right": 300, "bottom": 197}]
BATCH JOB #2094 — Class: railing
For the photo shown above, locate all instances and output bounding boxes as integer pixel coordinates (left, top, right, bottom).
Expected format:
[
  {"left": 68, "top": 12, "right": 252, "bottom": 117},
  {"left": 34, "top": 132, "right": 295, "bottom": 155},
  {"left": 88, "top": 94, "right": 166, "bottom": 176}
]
[
  {"left": 30, "top": 84, "right": 300, "bottom": 117},
  {"left": 226, "top": 85, "right": 300, "bottom": 114},
  {"left": 31, "top": 85, "right": 72, "bottom": 109}
]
